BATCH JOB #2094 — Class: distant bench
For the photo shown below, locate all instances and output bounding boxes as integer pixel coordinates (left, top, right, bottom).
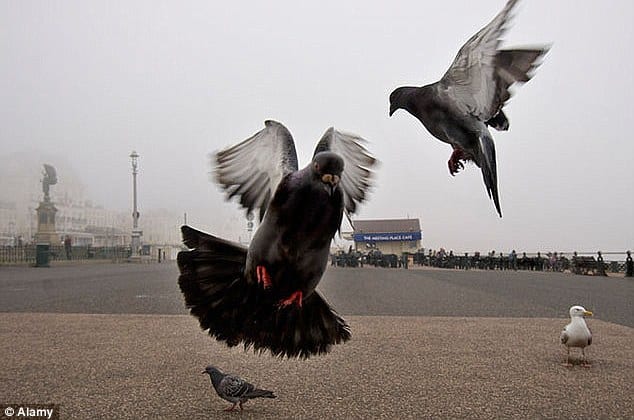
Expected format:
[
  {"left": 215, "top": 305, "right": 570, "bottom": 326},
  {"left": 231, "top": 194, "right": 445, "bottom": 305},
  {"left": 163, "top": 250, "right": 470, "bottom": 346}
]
[{"left": 572, "top": 256, "right": 606, "bottom": 276}]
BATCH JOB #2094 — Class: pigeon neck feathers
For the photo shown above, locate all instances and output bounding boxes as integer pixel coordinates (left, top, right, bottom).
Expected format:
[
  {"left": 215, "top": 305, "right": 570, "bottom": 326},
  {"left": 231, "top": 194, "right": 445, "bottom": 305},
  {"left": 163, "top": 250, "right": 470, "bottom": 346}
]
[
  {"left": 205, "top": 368, "right": 225, "bottom": 388},
  {"left": 389, "top": 86, "right": 419, "bottom": 116}
]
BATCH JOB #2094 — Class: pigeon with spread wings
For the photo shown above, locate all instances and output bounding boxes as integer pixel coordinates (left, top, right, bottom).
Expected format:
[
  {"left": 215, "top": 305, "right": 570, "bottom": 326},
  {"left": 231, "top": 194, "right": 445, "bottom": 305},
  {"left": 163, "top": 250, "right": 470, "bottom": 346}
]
[
  {"left": 389, "top": 0, "right": 549, "bottom": 216},
  {"left": 178, "top": 120, "right": 376, "bottom": 358}
]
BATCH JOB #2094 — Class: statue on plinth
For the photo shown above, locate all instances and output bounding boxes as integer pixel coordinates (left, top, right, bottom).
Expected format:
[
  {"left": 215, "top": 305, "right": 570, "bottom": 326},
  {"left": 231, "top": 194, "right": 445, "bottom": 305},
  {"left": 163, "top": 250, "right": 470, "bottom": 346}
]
[
  {"left": 42, "top": 164, "right": 58, "bottom": 202},
  {"left": 35, "top": 164, "right": 59, "bottom": 245}
]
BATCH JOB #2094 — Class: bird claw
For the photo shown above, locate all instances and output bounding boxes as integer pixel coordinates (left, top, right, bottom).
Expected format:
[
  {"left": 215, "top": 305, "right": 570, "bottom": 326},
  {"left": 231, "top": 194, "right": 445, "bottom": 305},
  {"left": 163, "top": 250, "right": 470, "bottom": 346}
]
[
  {"left": 278, "top": 290, "right": 303, "bottom": 308},
  {"left": 256, "top": 265, "right": 272, "bottom": 289},
  {"left": 448, "top": 161, "right": 464, "bottom": 176},
  {"left": 224, "top": 404, "right": 238, "bottom": 412},
  {"left": 448, "top": 149, "right": 466, "bottom": 176}
]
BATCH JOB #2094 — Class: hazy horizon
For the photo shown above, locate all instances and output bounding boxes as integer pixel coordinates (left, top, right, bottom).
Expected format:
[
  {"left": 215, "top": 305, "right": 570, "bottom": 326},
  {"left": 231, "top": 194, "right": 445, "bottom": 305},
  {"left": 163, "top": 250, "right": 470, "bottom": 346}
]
[{"left": 2, "top": 0, "right": 632, "bottom": 252}]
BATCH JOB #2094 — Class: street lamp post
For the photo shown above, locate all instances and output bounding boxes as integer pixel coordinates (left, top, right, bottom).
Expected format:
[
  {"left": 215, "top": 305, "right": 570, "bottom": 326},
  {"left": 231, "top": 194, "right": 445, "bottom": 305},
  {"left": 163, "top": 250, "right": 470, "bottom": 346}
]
[{"left": 130, "top": 151, "right": 142, "bottom": 261}]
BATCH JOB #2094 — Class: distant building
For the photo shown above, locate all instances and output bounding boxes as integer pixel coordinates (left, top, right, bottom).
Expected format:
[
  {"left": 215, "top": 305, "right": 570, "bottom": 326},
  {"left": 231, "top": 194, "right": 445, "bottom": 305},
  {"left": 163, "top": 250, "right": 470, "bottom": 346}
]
[
  {"left": 0, "top": 154, "right": 182, "bottom": 247},
  {"left": 140, "top": 209, "right": 182, "bottom": 246},
  {"left": 352, "top": 218, "right": 422, "bottom": 255}
]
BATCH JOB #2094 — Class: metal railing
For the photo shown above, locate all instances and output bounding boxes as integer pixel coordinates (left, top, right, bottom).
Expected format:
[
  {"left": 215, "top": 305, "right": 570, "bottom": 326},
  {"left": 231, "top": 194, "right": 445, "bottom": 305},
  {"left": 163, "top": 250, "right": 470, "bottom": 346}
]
[
  {"left": 331, "top": 249, "right": 633, "bottom": 277},
  {"left": 411, "top": 250, "right": 631, "bottom": 275},
  {"left": 0, "top": 245, "right": 131, "bottom": 265}
]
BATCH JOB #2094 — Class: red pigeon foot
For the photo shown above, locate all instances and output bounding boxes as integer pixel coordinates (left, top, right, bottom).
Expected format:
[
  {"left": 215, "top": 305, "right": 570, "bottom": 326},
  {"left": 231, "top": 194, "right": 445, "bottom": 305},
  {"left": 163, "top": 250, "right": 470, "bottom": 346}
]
[
  {"left": 278, "top": 290, "right": 303, "bottom": 308},
  {"left": 256, "top": 265, "right": 272, "bottom": 289}
]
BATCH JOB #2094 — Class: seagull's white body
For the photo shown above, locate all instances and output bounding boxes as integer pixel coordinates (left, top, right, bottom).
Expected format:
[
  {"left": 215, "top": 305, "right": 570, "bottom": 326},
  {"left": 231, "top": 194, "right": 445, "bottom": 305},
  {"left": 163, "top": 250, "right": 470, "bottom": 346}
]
[
  {"left": 560, "top": 305, "right": 593, "bottom": 366},
  {"left": 561, "top": 316, "right": 592, "bottom": 348}
]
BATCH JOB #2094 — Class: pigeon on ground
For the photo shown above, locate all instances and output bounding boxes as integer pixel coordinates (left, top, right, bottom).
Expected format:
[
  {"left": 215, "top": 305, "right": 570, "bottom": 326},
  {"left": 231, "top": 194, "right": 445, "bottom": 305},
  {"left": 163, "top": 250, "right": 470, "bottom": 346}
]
[
  {"left": 202, "top": 365, "right": 276, "bottom": 411},
  {"left": 389, "top": 0, "right": 549, "bottom": 217},
  {"left": 178, "top": 120, "right": 376, "bottom": 358},
  {"left": 560, "top": 305, "right": 593, "bottom": 367}
]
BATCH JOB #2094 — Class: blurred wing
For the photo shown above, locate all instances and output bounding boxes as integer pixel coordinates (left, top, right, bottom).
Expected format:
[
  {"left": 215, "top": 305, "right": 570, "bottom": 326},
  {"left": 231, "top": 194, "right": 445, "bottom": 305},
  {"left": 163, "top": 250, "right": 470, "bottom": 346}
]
[
  {"left": 215, "top": 120, "right": 299, "bottom": 221},
  {"left": 313, "top": 128, "right": 377, "bottom": 222},
  {"left": 439, "top": 0, "right": 519, "bottom": 120}
]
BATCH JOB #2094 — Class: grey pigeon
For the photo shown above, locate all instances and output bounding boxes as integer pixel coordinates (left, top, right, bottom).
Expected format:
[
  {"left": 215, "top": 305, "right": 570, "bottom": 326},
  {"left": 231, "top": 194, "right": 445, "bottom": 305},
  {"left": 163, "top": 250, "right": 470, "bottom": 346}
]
[
  {"left": 389, "top": 0, "right": 549, "bottom": 217},
  {"left": 178, "top": 120, "right": 376, "bottom": 358},
  {"left": 202, "top": 365, "right": 276, "bottom": 411},
  {"left": 560, "top": 305, "right": 593, "bottom": 367}
]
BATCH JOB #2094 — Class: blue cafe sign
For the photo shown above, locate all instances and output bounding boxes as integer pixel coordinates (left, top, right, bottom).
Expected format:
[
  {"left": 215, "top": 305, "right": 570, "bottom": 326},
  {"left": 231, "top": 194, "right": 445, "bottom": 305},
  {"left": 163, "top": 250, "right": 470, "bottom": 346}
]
[{"left": 353, "top": 231, "right": 422, "bottom": 242}]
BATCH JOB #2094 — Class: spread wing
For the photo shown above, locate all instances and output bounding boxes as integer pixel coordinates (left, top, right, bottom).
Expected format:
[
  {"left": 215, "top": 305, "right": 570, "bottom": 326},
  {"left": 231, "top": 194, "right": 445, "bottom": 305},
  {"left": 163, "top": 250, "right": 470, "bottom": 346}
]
[
  {"left": 313, "top": 127, "right": 377, "bottom": 224},
  {"left": 439, "top": 0, "right": 547, "bottom": 121},
  {"left": 215, "top": 120, "right": 299, "bottom": 221}
]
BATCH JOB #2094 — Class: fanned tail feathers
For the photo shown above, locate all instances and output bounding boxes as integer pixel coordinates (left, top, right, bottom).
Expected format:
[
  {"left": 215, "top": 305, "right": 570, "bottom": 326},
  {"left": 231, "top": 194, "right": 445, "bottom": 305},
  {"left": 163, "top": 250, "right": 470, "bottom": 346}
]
[
  {"left": 177, "top": 225, "right": 350, "bottom": 358},
  {"left": 177, "top": 226, "right": 250, "bottom": 346}
]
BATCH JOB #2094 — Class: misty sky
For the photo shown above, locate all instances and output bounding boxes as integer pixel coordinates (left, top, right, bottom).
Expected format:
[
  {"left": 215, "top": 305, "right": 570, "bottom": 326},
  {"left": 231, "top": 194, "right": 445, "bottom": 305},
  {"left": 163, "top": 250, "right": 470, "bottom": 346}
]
[{"left": 1, "top": 0, "right": 633, "bottom": 252}]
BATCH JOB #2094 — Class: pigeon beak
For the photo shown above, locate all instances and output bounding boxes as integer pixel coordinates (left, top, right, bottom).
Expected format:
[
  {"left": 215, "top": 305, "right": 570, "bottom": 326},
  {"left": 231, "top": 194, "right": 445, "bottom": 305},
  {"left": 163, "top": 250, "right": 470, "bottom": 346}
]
[
  {"left": 321, "top": 174, "right": 339, "bottom": 196},
  {"left": 200, "top": 370, "right": 207, "bottom": 374},
  {"left": 583, "top": 310, "right": 593, "bottom": 317}
]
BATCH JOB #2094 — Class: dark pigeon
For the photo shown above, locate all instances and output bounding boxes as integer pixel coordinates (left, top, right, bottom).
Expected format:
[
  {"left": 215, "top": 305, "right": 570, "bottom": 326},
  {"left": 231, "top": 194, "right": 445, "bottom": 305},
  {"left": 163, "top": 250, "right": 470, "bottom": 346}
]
[
  {"left": 202, "top": 365, "right": 276, "bottom": 411},
  {"left": 389, "top": 0, "right": 549, "bottom": 217},
  {"left": 178, "top": 120, "right": 376, "bottom": 358}
]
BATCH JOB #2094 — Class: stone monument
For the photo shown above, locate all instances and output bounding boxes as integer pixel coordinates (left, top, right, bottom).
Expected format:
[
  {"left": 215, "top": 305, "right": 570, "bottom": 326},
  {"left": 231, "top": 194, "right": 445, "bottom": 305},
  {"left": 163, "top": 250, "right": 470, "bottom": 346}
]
[{"left": 34, "top": 164, "right": 60, "bottom": 244}]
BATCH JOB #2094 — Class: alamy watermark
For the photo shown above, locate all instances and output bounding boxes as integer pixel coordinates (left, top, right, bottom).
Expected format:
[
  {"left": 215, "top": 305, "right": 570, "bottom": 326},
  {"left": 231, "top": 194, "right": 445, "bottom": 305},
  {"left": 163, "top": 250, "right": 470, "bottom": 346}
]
[{"left": 1, "top": 404, "right": 58, "bottom": 420}]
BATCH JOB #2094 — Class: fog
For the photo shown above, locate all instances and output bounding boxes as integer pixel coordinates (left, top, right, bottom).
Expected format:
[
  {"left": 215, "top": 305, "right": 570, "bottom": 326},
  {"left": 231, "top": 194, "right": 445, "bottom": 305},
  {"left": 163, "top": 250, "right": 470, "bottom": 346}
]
[{"left": 1, "top": 0, "right": 632, "bottom": 252}]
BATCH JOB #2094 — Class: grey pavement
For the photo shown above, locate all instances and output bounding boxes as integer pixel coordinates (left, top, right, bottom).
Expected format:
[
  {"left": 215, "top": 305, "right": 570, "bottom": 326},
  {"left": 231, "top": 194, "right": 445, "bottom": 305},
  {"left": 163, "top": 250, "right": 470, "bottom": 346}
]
[
  {"left": 0, "top": 263, "right": 632, "bottom": 326},
  {"left": 0, "top": 263, "right": 632, "bottom": 419},
  {"left": 1, "top": 313, "right": 632, "bottom": 419}
]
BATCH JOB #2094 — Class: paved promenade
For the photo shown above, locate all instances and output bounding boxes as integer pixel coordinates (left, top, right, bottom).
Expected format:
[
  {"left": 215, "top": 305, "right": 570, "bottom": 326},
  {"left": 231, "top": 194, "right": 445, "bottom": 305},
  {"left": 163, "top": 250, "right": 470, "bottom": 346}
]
[{"left": 0, "top": 263, "right": 632, "bottom": 419}]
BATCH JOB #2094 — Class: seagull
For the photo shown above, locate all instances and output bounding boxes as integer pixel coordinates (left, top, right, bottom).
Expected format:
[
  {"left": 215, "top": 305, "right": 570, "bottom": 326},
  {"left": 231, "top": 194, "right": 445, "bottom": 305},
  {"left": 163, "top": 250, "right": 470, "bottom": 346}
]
[
  {"left": 202, "top": 365, "right": 276, "bottom": 412},
  {"left": 560, "top": 305, "right": 593, "bottom": 367},
  {"left": 389, "top": 0, "right": 549, "bottom": 217},
  {"left": 178, "top": 120, "right": 376, "bottom": 358}
]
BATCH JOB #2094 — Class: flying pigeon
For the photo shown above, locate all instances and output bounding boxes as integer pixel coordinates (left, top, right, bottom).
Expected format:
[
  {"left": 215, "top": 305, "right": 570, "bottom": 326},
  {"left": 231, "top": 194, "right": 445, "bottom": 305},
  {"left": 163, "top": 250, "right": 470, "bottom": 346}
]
[
  {"left": 389, "top": 0, "right": 549, "bottom": 217},
  {"left": 202, "top": 365, "right": 276, "bottom": 411},
  {"left": 560, "top": 305, "right": 593, "bottom": 367},
  {"left": 178, "top": 120, "right": 376, "bottom": 358}
]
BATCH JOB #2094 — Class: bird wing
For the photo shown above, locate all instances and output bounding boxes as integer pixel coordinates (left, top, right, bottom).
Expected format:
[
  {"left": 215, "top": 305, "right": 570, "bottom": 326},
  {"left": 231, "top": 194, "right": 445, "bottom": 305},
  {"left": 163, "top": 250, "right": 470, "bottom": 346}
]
[
  {"left": 560, "top": 327, "right": 569, "bottom": 345},
  {"left": 312, "top": 127, "right": 377, "bottom": 225},
  {"left": 219, "top": 375, "right": 254, "bottom": 398},
  {"left": 587, "top": 325, "right": 592, "bottom": 346},
  {"left": 215, "top": 120, "right": 299, "bottom": 221},
  {"left": 439, "top": 0, "right": 520, "bottom": 121}
]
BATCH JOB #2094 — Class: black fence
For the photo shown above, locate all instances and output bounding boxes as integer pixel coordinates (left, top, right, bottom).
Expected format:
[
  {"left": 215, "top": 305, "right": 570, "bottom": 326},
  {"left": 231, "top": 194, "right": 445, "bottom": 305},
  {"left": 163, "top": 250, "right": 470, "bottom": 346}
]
[
  {"left": 411, "top": 251, "right": 631, "bottom": 275},
  {"left": 332, "top": 249, "right": 633, "bottom": 276},
  {"left": 0, "top": 245, "right": 131, "bottom": 265}
]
